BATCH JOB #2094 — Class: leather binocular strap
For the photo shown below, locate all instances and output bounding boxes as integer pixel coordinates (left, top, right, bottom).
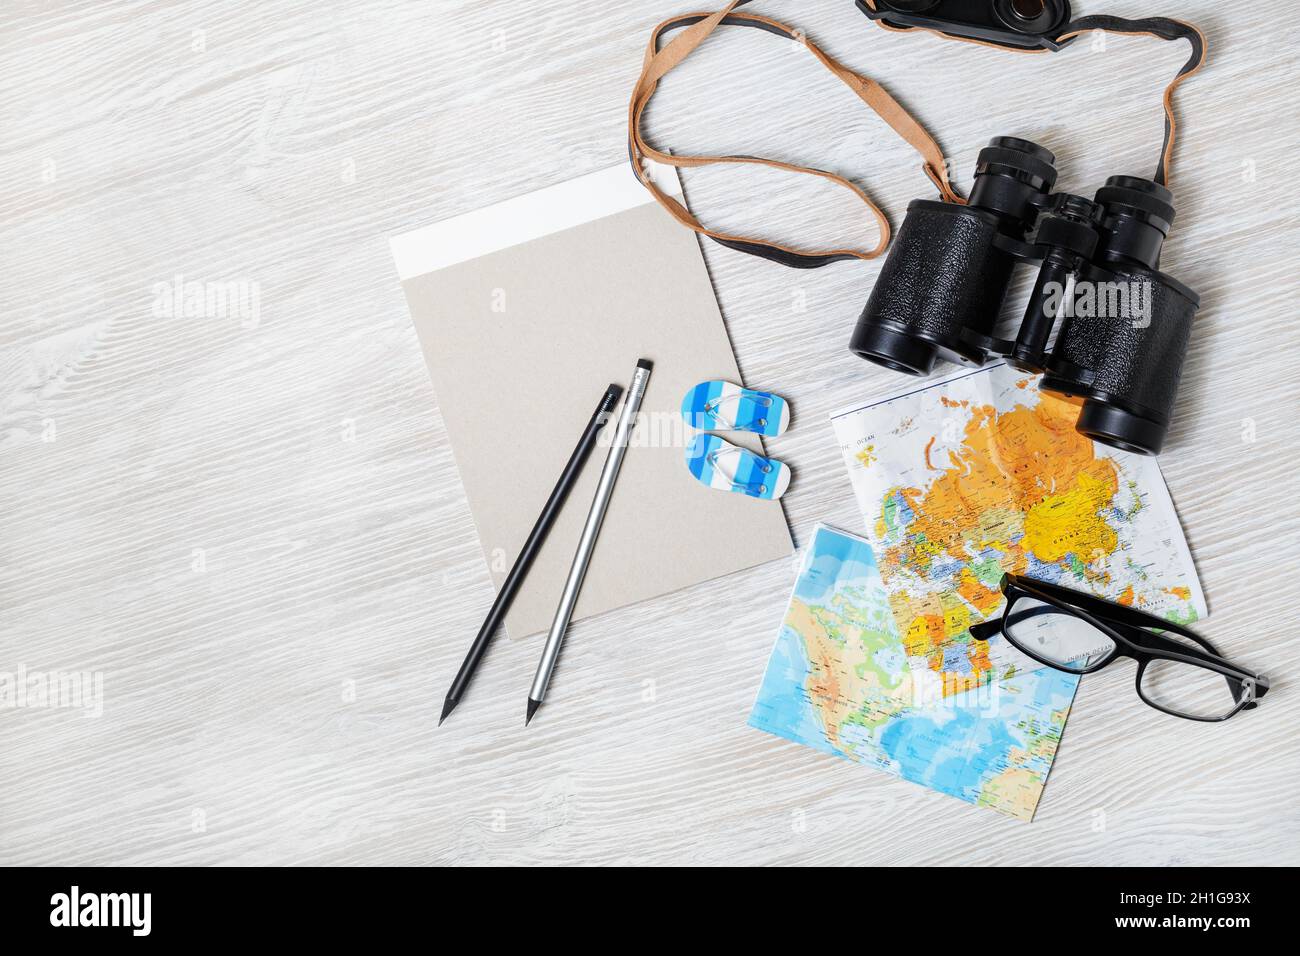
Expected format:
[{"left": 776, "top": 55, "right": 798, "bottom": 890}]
[
  {"left": 856, "top": 1, "right": 1207, "bottom": 188},
  {"left": 1053, "top": 16, "right": 1207, "bottom": 188},
  {"left": 628, "top": 0, "right": 963, "bottom": 269},
  {"left": 631, "top": 2, "right": 1206, "bottom": 267}
]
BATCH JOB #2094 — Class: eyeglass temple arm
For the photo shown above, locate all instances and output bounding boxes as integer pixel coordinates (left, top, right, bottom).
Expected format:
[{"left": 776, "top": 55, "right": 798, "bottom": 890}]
[
  {"left": 1005, "top": 574, "right": 1216, "bottom": 652},
  {"left": 980, "top": 600, "right": 1227, "bottom": 666},
  {"left": 999, "top": 589, "right": 1254, "bottom": 676},
  {"left": 972, "top": 606, "right": 1263, "bottom": 702}
]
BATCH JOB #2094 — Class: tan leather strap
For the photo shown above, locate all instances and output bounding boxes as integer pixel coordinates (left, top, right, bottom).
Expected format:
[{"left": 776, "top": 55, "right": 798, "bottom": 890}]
[
  {"left": 628, "top": 0, "right": 963, "bottom": 268},
  {"left": 632, "top": 2, "right": 1206, "bottom": 267}
]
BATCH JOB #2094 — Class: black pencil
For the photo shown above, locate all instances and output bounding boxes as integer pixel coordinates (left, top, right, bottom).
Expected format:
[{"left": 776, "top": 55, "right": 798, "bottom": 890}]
[{"left": 439, "top": 383, "right": 623, "bottom": 725}]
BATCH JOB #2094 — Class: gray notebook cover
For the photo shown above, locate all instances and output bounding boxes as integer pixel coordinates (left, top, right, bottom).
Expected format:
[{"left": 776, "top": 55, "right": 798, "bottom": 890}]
[{"left": 391, "top": 164, "right": 793, "bottom": 640}]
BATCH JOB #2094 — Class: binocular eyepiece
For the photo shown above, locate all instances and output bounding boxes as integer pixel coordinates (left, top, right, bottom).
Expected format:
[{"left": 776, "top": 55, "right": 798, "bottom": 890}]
[{"left": 850, "top": 136, "right": 1200, "bottom": 456}]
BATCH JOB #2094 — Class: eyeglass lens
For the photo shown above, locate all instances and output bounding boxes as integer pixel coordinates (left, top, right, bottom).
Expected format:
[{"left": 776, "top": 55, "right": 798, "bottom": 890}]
[
  {"left": 1004, "top": 597, "right": 1115, "bottom": 672},
  {"left": 1139, "top": 658, "right": 1250, "bottom": 720}
]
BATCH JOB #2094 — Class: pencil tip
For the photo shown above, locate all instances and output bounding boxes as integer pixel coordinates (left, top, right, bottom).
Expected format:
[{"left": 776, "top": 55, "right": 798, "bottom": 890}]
[
  {"left": 440, "top": 698, "right": 457, "bottom": 726},
  {"left": 525, "top": 698, "right": 541, "bottom": 726}
]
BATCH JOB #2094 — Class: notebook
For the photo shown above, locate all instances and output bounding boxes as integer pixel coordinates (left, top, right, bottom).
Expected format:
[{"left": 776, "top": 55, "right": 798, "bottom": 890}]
[{"left": 392, "top": 163, "right": 793, "bottom": 640}]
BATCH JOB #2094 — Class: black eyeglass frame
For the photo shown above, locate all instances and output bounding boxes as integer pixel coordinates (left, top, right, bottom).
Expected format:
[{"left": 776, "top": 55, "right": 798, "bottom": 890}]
[{"left": 969, "top": 573, "right": 1270, "bottom": 722}]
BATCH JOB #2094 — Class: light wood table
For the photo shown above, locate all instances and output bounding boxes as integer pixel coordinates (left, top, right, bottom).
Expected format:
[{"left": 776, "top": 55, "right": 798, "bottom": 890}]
[{"left": 3, "top": 0, "right": 1297, "bottom": 865}]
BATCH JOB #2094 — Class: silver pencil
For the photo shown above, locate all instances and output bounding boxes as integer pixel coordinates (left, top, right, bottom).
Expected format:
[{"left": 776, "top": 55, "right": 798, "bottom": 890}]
[{"left": 525, "top": 358, "right": 653, "bottom": 725}]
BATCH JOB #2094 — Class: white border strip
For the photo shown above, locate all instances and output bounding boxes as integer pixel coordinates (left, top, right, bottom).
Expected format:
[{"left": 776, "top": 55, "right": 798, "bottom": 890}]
[{"left": 389, "top": 162, "right": 683, "bottom": 281}]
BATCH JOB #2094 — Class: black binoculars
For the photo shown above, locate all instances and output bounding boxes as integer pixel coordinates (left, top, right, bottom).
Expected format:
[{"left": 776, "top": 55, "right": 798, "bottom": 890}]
[
  {"left": 849, "top": 137, "right": 1200, "bottom": 456},
  {"left": 860, "top": 0, "right": 1074, "bottom": 51}
]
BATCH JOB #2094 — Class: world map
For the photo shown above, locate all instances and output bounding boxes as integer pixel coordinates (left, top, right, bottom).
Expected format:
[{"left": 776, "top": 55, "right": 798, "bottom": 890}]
[
  {"left": 749, "top": 526, "right": 1079, "bottom": 819},
  {"left": 749, "top": 366, "right": 1206, "bottom": 820}
]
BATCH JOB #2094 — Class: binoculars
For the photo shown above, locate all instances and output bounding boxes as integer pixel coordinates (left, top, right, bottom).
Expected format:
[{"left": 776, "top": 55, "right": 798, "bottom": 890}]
[
  {"left": 860, "top": 0, "right": 1074, "bottom": 51},
  {"left": 850, "top": 136, "right": 1200, "bottom": 455}
]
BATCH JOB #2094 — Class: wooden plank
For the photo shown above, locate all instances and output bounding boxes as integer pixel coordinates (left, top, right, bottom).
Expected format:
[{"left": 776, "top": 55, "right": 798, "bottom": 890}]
[{"left": 1, "top": 0, "right": 1296, "bottom": 865}]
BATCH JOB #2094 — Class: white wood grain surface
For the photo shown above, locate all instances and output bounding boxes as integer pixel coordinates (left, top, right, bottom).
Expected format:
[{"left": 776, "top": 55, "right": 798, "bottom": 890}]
[{"left": 2, "top": 0, "right": 1298, "bottom": 866}]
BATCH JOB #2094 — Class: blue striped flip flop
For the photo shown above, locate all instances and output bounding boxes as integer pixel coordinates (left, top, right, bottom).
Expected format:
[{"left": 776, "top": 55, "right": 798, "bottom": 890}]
[
  {"left": 680, "top": 380, "right": 790, "bottom": 437},
  {"left": 684, "top": 433, "right": 790, "bottom": 501}
]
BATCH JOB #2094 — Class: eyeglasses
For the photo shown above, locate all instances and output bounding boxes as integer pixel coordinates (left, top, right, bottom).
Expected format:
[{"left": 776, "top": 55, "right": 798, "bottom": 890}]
[{"left": 969, "top": 573, "right": 1270, "bottom": 722}]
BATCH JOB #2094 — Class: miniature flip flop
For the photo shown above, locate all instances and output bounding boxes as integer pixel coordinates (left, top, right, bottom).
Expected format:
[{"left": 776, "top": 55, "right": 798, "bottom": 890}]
[
  {"left": 680, "top": 380, "right": 790, "bottom": 437},
  {"left": 684, "top": 433, "right": 790, "bottom": 501}
]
